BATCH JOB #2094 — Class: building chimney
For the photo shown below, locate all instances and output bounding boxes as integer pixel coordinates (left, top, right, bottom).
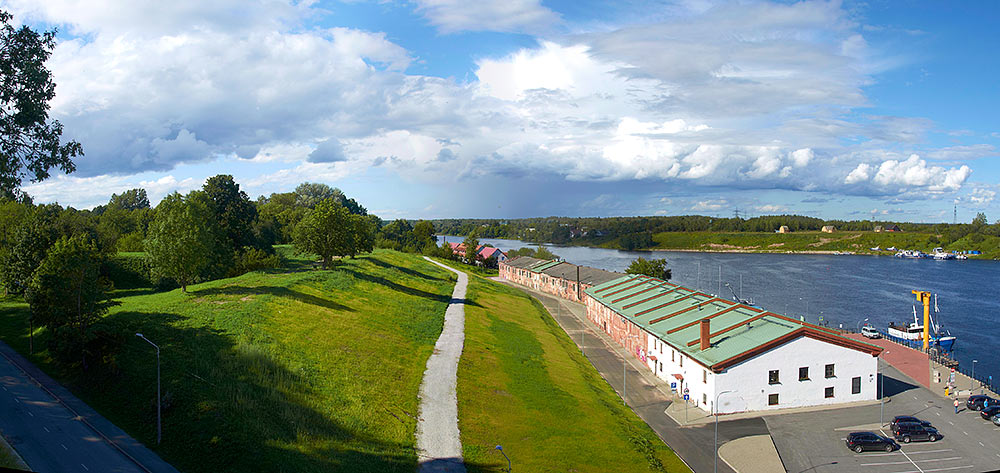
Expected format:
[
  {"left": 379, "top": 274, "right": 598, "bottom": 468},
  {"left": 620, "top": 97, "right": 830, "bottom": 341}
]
[{"left": 700, "top": 319, "right": 711, "bottom": 350}]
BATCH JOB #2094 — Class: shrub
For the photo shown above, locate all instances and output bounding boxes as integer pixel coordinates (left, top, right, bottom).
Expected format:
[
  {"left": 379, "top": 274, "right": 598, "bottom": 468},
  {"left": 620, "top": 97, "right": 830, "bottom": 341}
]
[
  {"left": 106, "top": 253, "right": 153, "bottom": 289},
  {"left": 116, "top": 231, "right": 146, "bottom": 252},
  {"left": 230, "top": 248, "right": 282, "bottom": 276}
]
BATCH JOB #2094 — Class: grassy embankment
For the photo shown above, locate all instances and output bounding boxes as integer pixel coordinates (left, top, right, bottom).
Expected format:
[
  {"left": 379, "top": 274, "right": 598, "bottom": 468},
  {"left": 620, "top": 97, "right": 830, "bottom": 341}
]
[
  {"left": 0, "top": 248, "right": 456, "bottom": 472},
  {"left": 604, "top": 231, "right": 1000, "bottom": 259},
  {"left": 446, "top": 261, "right": 690, "bottom": 472}
]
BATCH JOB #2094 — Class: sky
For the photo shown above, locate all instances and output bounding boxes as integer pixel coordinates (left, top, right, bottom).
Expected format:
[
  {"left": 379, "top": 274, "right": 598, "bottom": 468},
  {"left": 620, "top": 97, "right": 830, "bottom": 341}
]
[{"left": 7, "top": 0, "right": 1000, "bottom": 222}]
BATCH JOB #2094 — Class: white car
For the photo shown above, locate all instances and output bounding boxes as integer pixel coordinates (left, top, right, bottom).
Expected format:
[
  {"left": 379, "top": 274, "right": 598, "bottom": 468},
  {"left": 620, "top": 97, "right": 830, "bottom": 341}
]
[{"left": 861, "top": 326, "right": 881, "bottom": 339}]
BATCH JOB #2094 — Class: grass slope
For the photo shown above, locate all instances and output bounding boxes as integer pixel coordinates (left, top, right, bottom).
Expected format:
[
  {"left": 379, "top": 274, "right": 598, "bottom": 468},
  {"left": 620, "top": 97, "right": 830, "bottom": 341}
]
[
  {"left": 0, "top": 249, "right": 455, "bottom": 472},
  {"left": 452, "top": 266, "right": 690, "bottom": 472}
]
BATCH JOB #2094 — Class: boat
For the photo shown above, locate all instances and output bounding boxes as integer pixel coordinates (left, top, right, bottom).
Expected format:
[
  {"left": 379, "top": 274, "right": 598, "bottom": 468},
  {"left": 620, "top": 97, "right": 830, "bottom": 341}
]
[
  {"left": 886, "top": 294, "right": 957, "bottom": 353},
  {"left": 931, "top": 247, "right": 955, "bottom": 260},
  {"left": 894, "top": 249, "right": 928, "bottom": 259},
  {"left": 955, "top": 254, "right": 968, "bottom": 260},
  {"left": 887, "top": 305, "right": 924, "bottom": 340},
  {"left": 870, "top": 246, "right": 881, "bottom": 251},
  {"left": 929, "top": 294, "right": 956, "bottom": 352},
  {"left": 887, "top": 246, "right": 898, "bottom": 251}
]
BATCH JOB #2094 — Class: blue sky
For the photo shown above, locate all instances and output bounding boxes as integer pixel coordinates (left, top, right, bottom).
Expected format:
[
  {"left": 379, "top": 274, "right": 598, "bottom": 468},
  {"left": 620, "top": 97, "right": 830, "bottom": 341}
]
[{"left": 8, "top": 0, "right": 1000, "bottom": 222}]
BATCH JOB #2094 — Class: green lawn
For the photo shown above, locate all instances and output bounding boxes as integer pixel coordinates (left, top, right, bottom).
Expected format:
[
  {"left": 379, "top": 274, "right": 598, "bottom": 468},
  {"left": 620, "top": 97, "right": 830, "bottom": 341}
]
[
  {"left": 0, "top": 249, "right": 456, "bottom": 472},
  {"left": 453, "top": 268, "right": 690, "bottom": 472}
]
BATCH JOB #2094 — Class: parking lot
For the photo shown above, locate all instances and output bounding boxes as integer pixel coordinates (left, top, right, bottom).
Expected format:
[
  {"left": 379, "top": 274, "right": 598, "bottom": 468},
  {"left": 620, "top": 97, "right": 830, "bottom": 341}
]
[{"left": 763, "top": 361, "right": 1000, "bottom": 473}]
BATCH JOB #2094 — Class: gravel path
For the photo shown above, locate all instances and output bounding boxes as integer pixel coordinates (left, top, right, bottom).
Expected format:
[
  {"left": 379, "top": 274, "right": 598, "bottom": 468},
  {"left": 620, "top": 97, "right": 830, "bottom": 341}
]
[{"left": 415, "top": 258, "right": 467, "bottom": 473}]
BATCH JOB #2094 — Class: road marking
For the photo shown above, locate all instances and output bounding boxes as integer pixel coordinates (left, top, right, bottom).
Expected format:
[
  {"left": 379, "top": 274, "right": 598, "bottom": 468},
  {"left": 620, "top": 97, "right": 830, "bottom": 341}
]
[
  {"left": 43, "top": 427, "right": 49, "bottom": 433},
  {"left": 81, "top": 464, "right": 89, "bottom": 471},
  {"left": 863, "top": 457, "right": 962, "bottom": 467},
  {"left": 61, "top": 444, "right": 67, "bottom": 451},
  {"left": 935, "top": 412, "right": 940, "bottom": 416},
  {"left": 948, "top": 421, "right": 954, "bottom": 425},
  {"left": 920, "top": 467, "right": 975, "bottom": 472},
  {"left": 962, "top": 431, "right": 967, "bottom": 435}
]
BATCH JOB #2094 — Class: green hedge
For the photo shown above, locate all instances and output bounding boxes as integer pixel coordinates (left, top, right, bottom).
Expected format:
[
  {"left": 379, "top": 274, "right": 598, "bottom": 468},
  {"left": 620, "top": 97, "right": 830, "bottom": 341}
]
[{"left": 106, "top": 253, "right": 153, "bottom": 289}]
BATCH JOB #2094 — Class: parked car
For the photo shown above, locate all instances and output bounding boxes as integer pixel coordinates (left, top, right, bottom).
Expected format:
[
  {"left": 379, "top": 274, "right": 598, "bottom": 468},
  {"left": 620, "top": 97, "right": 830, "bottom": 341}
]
[
  {"left": 890, "top": 416, "right": 932, "bottom": 430},
  {"left": 992, "top": 415, "right": 1000, "bottom": 427},
  {"left": 861, "top": 325, "right": 881, "bottom": 339},
  {"left": 846, "top": 431, "right": 897, "bottom": 453},
  {"left": 979, "top": 405, "right": 1000, "bottom": 420},
  {"left": 965, "top": 395, "right": 997, "bottom": 411},
  {"left": 892, "top": 422, "right": 942, "bottom": 443}
]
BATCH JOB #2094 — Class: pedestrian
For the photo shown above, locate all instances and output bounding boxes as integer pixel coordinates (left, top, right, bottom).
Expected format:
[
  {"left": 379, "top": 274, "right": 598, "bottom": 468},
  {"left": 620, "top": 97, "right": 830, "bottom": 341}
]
[{"left": 954, "top": 398, "right": 960, "bottom": 414}]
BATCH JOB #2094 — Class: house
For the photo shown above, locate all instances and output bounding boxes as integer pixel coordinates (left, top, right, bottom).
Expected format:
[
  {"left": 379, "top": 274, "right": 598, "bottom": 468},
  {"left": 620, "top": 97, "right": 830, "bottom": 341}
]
[
  {"left": 874, "top": 226, "right": 884, "bottom": 233},
  {"left": 477, "top": 246, "right": 508, "bottom": 267},
  {"left": 777, "top": 226, "right": 791, "bottom": 234},
  {"left": 499, "top": 257, "right": 619, "bottom": 302},
  {"left": 821, "top": 226, "right": 836, "bottom": 233},
  {"left": 585, "top": 274, "right": 882, "bottom": 414},
  {"left": 885, "top": 224, "right": 902, "bottom": 232}
]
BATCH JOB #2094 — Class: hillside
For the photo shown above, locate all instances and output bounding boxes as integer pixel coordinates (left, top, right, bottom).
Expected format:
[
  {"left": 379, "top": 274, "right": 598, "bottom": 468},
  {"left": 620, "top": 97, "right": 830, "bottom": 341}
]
[{"left": 0, "top": 249, "right": 456, "bottom": 472}]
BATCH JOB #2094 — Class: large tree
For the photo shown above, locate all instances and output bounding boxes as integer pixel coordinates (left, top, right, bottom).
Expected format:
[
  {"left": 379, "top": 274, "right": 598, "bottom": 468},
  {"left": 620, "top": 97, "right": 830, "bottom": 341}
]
[
  {"left": 293, "top": 199, "right": 353, "bottom": 269},
  {"left": 625, "top": 257, "right": 672, "bottom": 280},
  {"left": 25, "top": 235, "right": 108, "bottom": 366},
  {"left": 108, "top": 188, "right": 150, "bottom": 211},
  {"left": 203, "top": 174, "right": 259, "bottom": 251},
  {"left": 145, "top": 192, "right": 217, "bottom": 292},
  {"left": 0, "top": 11, "right": 83, "bottom": 196},
  {"left": 0, "top": 203, "right": 61, "bottom": 294},
  {"left": 294, "top": 182, "right": 366, "bottom": 215}
]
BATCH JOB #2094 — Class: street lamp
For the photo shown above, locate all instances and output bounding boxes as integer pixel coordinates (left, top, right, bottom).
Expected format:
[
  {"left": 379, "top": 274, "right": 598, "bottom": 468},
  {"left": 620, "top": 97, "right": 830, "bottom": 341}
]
[
  {"left": 880, "top": 350, "right": 889, "bottom": 426},
  {"left": 136, "top": 333, "right": 161, "bottom": 444},
  {"left": 715, "top": 390, "right": 736, "bottom": 473},
  {"left": 972, "top": 360, "right": 977, "bottom": 393},
  {"left": 857, "top": 318, "right": 869, "bottom": 333},
  {"left": 495, "top": 445, "right": 511, "bottom": 473}
]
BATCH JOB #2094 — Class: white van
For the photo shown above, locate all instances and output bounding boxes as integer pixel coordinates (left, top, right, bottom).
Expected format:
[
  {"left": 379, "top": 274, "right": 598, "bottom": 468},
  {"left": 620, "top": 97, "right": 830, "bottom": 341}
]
[{"left": 861, "top": 325, "right": 881, "bottom": 339}]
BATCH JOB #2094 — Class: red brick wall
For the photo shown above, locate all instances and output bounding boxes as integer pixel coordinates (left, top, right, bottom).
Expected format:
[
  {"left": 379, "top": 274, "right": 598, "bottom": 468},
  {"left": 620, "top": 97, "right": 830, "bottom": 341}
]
[{"left": 586, "top": 294, "right": 649, "bottom": 363}]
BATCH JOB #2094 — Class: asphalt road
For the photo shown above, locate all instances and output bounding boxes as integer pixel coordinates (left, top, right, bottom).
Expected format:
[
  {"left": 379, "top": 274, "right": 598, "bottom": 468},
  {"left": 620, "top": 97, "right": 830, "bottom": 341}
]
[
  {"left": 766, "top": 360, "right": 1000, "bottom": 473},
  {"left": 0, "top": 351, "right": 143, "bottom": 473},
  {"left": 520, "top": 285, "right": 770, "bottom": 473}
]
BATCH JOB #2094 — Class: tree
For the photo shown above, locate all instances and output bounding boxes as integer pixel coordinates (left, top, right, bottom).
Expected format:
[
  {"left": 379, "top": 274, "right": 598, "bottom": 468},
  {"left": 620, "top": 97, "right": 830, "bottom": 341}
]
[
  {"left": 108, "top": 188, "right": 150, "bottom": 211},
  {"left": 204, "top": 175, "right": 260, "bottom": 252},
  {"left": 25, "top": 235, "right": 108, "bottom": 366},
  {"left": 462, "top": 232, "right": 480, "bottom": 263},
  {"left": 294, "top": 182, "right": 367, "bottom": 215},
  {"left": 293, "top": 199, "right": 353, "bottom": 268},
  {"left": 534, "top": 246, "right": 558, "bottom": 260},
  {"left": 625, "top": 257, "right": 671, "bottom": 280},
  {"left": 145, "top": 192, "right": 217, "bottom": 292},
  {"left": 0, "top": 203, "right": 61, "bottom": 294},
  {"left": 0, "top": 11, "right": 83, "bottom": 196},
  {"left": 412, "top": 220, "right": 436, "bottom": 246}
]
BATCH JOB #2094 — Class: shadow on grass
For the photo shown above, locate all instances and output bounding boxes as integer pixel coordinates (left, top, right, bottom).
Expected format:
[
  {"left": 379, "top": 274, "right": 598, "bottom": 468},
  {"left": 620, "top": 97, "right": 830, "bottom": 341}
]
[
  {"left": 362, "top": 255, "right": 450, "bottom": 282},
  {"left": 189, "top": 285, "right": 354, "bottom": 312},
  {"left": 71, "top": 310, "right": 448, "bottom": 473},
  {"left": 111, "top": 287, "right": 160, "bottom": 298},
  {"left": 340, "top": 268, "right": 480, "bottom": 307}
]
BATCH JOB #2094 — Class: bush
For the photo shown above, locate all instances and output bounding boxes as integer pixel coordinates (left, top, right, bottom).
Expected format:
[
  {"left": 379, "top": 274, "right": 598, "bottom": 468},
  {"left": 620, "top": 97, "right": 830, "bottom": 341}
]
[
  {"left": 230, "top": 248, "right": 282, "bottom": 277},
  {"left": 116, "top": 231, "right": 146, "bottom": 252},
  {"left": 106, "top": 253, "right": 153, "bottom": 289}
]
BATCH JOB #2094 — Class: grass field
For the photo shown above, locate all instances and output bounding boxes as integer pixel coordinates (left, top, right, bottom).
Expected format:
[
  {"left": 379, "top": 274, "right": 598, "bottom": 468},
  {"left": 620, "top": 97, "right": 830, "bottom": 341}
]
[
  {"left": 450, "top": 265, "right": 690, "bottom": 472},
  {"left": 624, "top": 231, "right": 1000, "bottom": 258},
  {"left": 0, "top": 248, "right": 456, "bottom": 472}
]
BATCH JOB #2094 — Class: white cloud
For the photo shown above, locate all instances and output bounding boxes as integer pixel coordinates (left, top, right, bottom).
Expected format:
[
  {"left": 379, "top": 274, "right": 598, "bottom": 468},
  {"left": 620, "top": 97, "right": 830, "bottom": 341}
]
[
  {"left": 690, "top": 199, "right": 728, "bottom": 212},
  {"left": 414, "top": 0, "right": 560, "bottom": 34},
  {"left": 968, "top": 188, "right": 996, "bottom": 205},
  {"left": 871, "top": 154, "right": 971, "bottom": 192},
  {"left": 844, "top": 163, "right": 871, "bottom": 184},
  {"left": 756, "top": 204, "right": 787, "bottom": 213}
]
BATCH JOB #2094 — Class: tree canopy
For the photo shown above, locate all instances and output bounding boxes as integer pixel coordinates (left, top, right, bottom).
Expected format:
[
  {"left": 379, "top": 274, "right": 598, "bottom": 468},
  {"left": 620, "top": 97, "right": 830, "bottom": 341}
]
[
  {"left": 145, "top": 192, "right": 219, "bottom": 292},
  {"left": 204, "top": 174, "right": 259, "bottom": 251},
  {"left": 293, "top": 198, "right": 374, "bottom": 268},
  {"left": 0, "top": 10, "right": 83, "bottom": 196},
  {"left": 625, "top": 257, "right": 671, "bottom": 280}
]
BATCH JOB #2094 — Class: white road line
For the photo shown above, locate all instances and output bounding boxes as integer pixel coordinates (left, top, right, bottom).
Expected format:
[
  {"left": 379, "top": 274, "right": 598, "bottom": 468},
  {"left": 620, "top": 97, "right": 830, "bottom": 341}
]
[
  {"left": 81, "top": 463, "right": 89, "bottom": 471},
  {"left": 948, "top": 421, "right": 954, "bottom": 425},
  {"left": 935, "top": 412, "right": 941, "bottom": 416},
  {"left": 898, "top": 449, "right": 926, "bottom": 473},
  {"left": 43, "top": 427, "right": 49, "bottom": 433},
  {"left": 979, "top": 442, "right": 984, "bottom": 447},
  {"left": 864, "top": 457, "right": 963, "bottom": 467},
  {"left": 61, "top": 444, "right": 67, "bottom": 451},
  {"left": 921, "top": 466, "right": 975, "bottom": 472},
  {"left": 27, "top": 411, "right": 33, "bottom": 417},
  {"left": 901, "top": 449, "right": 953, "bottom": 455}
]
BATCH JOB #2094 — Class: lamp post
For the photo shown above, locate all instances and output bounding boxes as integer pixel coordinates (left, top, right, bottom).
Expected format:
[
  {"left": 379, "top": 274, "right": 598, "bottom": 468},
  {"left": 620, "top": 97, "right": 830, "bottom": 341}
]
[
  {"left": 972, "top": 360, "right": 977, "bottom": 393},
  {"left": 495, "top": 445, "right": 511, "bottom": 473},
  {"left": 136, "top": 333, "right": 161, "bottom": 444},
  {"left": 715, "top": 390, "right": 735, "bottom": 473},
  {"left": 880, "top": 350, "right": 888, "bottom": 426},
  {"left": 857, "top": 318, "right": 869, "bottom": 333}
]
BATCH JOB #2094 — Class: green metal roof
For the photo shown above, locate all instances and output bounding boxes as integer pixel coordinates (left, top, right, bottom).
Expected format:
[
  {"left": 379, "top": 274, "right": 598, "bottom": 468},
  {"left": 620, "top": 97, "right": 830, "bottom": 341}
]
[
  {"left": 528, "top": 260, "right": 563, "bottom": 272},
  {"left": 586, "top": 274, "right": 881, "bottom": 370}
]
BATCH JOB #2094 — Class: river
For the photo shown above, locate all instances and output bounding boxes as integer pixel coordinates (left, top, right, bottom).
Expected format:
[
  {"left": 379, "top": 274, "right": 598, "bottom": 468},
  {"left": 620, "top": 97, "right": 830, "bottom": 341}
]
[{"left": 441, "top": 235, "right": 1000, "bottom": 389}]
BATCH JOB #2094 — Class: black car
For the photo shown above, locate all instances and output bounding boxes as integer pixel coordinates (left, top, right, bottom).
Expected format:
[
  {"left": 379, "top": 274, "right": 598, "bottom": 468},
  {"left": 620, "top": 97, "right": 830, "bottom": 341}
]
[
  {"left": 892, "top": 422, "right": 942, "bottom": 443},
  {"left": 846, "top": 431, "right": 897, "bottom": 453},
  {"left": 966, "top": 395, "right": 997, "bottom": 411},
  {"left": 890, "top": 416, "right": 932, "bottom": 430},
  {"left": 979, "top": 405, "right": 1000, "bottom": 420}
]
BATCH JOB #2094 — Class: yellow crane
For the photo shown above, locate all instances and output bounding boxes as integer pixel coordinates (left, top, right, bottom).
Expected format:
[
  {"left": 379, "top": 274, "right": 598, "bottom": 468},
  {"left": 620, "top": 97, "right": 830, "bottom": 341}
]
[{"left": 912, "top": 290, "right": 932, "bottom": 350}]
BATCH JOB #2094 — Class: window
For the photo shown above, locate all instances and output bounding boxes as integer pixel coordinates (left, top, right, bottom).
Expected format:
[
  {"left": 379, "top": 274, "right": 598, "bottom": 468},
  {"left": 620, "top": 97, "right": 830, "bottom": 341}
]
[
  {"left": 825, "top": 387, "right": 834, "bottom": 398},
  {"left": 671, "top": 350, "right": 675, "bottom": 362},
  {"left": 679, "top": 356, "right": 683, "bottom": 367},
  {"left": 852, "top": 376, "right": 861, "bottom": 394},
  {"left": 703, "top": 393, "right": 707, "bottom": 406},
  {"left": 659, "top": 362, "right": 663, "bottom": 372},
  {"left": 768, "top": 370, "right": 780, "bottom": 385},
  {"left": 799, "top": 367, "right": 809, "bottom": 381},
  {"left": 703, "top": 370, "right": 707, "bottom": 383},
  {"left": 768, "top": 394, "right": 779, "bottom": 406},
  {"left": 825, "top": 364, "right": 836, "bottom": 378}
]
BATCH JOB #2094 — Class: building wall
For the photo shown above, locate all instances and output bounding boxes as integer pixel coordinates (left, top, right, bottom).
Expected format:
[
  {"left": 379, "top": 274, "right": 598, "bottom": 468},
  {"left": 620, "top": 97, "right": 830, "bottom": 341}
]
[
  {"left": 499, "top": 261, "right": 587, "bottom": 302},
  {"left": 646, "top": 335, "right": 715, "bottom": 411},
  {"left": 585, "top": 294, "right": 648, "bottom": 364},
  {"left": 714, "top": 336, "right": 878, "bottom": 414}
]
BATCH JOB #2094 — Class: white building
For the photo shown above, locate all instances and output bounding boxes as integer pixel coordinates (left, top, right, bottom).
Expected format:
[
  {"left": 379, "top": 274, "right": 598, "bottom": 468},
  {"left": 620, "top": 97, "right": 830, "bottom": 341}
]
[{"left": 586, "top": 275, "right": 882, "bottom": 414}]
